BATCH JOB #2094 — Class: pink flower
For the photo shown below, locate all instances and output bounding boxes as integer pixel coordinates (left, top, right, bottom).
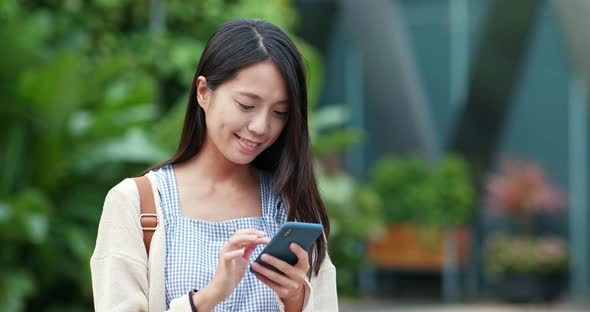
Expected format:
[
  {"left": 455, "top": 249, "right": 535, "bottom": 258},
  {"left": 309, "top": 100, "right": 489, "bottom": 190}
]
[{"left": 486, "top": 158, "right": 566, "bottom": 217}]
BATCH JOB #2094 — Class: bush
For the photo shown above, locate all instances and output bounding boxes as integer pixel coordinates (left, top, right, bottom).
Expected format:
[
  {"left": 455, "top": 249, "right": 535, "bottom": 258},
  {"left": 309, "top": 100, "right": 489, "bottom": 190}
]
[
  {"left": 368, "top": 155, "right": 475, "bottom": 228},
  {"left": 483, "top": 234, "right": 568, "bottom": 279}
]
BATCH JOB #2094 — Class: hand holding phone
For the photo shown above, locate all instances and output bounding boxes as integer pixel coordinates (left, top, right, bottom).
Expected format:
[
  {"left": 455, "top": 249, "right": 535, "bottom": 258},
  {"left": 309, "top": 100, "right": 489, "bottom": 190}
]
[{"left": 250, "top": 222, "right": 323, "bottom": 274}]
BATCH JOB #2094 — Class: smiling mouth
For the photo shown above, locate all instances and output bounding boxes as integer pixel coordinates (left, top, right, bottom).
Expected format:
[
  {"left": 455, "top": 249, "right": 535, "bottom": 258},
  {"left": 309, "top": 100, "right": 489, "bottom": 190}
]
[{"left": 235, "top": 134, "right": 262, "bottom": 151}]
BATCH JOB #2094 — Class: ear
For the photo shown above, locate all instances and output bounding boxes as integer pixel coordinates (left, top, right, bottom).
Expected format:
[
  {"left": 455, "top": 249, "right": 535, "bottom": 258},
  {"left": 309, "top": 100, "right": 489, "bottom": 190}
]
[{"left": 195, "top": 76, "right": 211, "bottom": 111}]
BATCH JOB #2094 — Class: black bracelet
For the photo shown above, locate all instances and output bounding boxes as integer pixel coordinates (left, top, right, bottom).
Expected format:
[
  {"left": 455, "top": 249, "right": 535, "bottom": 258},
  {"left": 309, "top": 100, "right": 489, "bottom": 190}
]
[{"left": 188, "top": 289, "right": 199, "bottom": 312}]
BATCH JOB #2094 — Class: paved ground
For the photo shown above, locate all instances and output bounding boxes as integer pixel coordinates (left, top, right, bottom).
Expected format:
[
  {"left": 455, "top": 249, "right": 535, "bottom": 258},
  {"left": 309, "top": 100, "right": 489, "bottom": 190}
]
[{"left": 338, "top": 299, "right": 590, "bottom": 311}]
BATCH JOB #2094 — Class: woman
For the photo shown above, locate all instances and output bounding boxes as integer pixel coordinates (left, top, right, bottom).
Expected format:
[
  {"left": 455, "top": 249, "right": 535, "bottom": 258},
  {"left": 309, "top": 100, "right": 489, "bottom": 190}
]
[{"left": 91, "top": 19, "right": 338, "bottom": 311}]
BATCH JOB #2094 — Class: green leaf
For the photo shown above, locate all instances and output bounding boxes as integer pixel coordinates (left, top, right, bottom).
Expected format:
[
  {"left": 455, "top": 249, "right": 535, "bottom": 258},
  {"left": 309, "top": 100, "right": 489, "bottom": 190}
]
[
  {"left": 6, "top": 188, "right": 52, "bottom": 244},
  {"left": 18, "top": 52, "right": 84, "bottom": 126},
  {"left": 73, "top": 127, "right": 169, "bottom": 173},
  {"left": 0, "top": 270, "right": 35, "bottom": 311},
  {"left": 0, "top": 122, "right": 27, "bottom": 197}
]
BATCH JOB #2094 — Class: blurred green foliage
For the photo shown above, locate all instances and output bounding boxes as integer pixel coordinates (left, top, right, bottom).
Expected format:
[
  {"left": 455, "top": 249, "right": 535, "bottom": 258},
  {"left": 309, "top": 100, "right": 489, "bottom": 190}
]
[
  {"left": 317, "top": 170, "right": 383, "bottom": 296},
  {"left": 311, "top": 106, "right": 383, "bottom": 296},
  {"left": 0, "top": 0, "right": 376, "bottom": 309},
  {"left": 369, "top": 155, "right": 475, "bottom": 228},
  {"left": 366, "top": 155, "right": 475, "bottom": 250}
]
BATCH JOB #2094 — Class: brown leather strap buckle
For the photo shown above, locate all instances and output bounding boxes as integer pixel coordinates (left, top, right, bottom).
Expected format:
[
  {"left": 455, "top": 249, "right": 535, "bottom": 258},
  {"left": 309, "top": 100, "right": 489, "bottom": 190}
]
[
  {"left": 140, "top": 213, "right": 159, "bottom": 231},
  {"left": 133, "top": 175, "right": 157, "bottom": 256}
]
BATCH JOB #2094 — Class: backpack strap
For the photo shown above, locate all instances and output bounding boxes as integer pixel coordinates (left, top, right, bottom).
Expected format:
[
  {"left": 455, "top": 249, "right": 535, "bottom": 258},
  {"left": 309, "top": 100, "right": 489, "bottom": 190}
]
[{"left": 133, "top": 176, "right": 158, "bottom": 256}]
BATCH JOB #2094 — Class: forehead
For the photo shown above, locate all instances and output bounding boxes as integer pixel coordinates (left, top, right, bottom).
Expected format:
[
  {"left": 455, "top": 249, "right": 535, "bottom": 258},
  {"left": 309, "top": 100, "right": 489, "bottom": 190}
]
[{"left": 220, "top": 61, "right": 288, "bottom": 102}]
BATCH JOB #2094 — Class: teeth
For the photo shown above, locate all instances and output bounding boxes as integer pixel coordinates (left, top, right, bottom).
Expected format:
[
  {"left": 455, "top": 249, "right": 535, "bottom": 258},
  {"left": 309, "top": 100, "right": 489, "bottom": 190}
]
[{"left": 240, "top": 137, "right": 260, "bottom": 147}]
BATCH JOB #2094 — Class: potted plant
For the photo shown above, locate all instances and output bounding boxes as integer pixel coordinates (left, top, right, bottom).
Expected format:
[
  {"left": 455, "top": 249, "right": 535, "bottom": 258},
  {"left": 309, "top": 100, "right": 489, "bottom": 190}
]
[
  {"left": 366, "top": 154, "right": 475, "bottom": 270},
  {"left": 482, "top": 158, "right": 568, "bottom": 302}
]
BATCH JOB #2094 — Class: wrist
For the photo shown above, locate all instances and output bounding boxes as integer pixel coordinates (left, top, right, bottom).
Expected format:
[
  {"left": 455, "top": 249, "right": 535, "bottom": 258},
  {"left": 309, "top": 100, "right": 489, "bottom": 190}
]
[
  {"left": 191, "top": 284, "right": 224, "bottom": 312},
  {"left": 281, "top": 286, "right": 305, "bottom": 311},
  {"left": 203, "top": 283, "right": 226, "bottom": 304}
]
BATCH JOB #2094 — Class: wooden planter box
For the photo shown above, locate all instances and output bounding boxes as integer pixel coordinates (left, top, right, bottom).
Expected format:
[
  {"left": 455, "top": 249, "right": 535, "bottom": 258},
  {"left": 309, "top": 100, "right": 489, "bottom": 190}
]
[{"left": 367, "top": 224, "right": 470, "bottom": 271}]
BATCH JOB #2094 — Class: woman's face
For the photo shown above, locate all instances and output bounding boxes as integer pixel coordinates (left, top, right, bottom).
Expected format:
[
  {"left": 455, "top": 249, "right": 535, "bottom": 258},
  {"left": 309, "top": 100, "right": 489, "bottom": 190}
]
[{"left": 197, "top": 61, "right": 289, "bottom": 165}]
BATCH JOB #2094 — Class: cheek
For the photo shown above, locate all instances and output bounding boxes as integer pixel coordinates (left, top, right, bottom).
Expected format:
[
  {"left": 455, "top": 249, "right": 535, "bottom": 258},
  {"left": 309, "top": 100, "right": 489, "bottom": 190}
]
[
  {"left": 270, "top": 119, "right": 287, "bottom": 139},
  {"left": 208, "top": 106, "right": 234, "bottom": 132}
]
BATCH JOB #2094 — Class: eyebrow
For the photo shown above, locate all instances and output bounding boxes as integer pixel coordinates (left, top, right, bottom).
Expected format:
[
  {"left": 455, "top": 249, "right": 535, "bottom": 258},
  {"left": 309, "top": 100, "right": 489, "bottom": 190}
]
[{"left": 237, "top": 91, "right": 288, "bottom": 105}]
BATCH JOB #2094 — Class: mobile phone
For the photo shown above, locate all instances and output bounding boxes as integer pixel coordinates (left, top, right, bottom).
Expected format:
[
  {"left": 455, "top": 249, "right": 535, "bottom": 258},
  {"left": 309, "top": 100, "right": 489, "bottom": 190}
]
[{"left": 250, "top": 221, "right": 323, "bottom": 274}]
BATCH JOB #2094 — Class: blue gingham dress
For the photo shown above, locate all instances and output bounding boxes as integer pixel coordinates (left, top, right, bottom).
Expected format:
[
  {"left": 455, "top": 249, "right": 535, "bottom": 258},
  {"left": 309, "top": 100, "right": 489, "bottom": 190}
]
[{"left": 154, "top": 165, "right": 287, "bottom": 311}]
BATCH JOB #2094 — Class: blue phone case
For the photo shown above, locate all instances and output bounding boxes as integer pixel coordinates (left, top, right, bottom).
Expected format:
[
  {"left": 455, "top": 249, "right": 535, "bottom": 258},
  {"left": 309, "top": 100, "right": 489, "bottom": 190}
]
[{"left": 250, "top": 222, "right": 323, "bottom": 274}]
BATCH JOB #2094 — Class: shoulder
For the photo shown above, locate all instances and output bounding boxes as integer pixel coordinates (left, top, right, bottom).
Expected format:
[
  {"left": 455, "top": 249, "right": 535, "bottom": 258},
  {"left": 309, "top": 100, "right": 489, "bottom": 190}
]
[
  {"left": 110, "top": 177, "right": 138, "bottom": 195},
  {"left": 98, "top": 178, "right": 143, "bottom": 230},
  {"left": 103, "top": 168, "right": 164, "bottom": 210},
  {"left": 104, "top": 178, "right": 139, "bottom": 209}
]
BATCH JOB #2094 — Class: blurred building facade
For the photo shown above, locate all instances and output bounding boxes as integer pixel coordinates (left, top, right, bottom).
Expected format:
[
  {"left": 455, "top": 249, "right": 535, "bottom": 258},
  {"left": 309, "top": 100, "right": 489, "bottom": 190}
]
[{"left": 295, "top": 0, "right": 590, "bottom": 300}]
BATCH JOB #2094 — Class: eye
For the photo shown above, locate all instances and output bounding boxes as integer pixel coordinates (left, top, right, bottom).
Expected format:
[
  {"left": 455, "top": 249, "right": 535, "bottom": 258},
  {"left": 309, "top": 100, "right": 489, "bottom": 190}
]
[
  {"left": 274, "top": 110, "right": 288, "bottom": 118},
  {"left": 237, "top": 101, "right": 254, "bottom": 110}
]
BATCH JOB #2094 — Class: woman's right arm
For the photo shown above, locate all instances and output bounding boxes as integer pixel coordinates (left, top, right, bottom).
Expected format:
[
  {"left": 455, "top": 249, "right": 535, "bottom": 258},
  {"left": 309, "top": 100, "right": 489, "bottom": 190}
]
[
  {"left": 90, "top": 182, "right": 151, "bottom": 311},
  {"left": 91, "top": 181, "right": 213, "bottom": 312},
  {"left": 90, "top": 182, "right": 216, "bottom": 312}
]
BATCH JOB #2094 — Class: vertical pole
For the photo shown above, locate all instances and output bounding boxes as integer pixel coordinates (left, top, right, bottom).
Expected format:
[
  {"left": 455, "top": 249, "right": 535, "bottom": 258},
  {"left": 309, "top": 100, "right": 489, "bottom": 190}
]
[
  {"left": 344, "top": 43, "right": 375, "bottom": 296},
  {"left": 444, "top": 0, "right": 469, "bottom": 302},
  {"left": 568, "top": 74, "right": 590, "bottom": 300},
  {"left": 345, "top": 45, "right": 365, "bottom": 178}
]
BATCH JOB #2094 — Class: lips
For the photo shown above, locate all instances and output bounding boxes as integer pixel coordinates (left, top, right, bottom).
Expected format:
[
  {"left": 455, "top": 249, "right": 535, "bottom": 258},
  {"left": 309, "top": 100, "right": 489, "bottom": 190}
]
[
  {"left": 236, "top": 134, "right": 262, "bottom": 153},
  {"left": 240, "top": 137, "right": 260, "bottom": 147}
]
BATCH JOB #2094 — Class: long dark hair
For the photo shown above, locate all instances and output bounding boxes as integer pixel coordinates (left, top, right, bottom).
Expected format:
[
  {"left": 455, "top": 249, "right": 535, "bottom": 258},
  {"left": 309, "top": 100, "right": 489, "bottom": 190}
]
[{"left": 148, "top": 19, "right": 330, "bottom": 276}]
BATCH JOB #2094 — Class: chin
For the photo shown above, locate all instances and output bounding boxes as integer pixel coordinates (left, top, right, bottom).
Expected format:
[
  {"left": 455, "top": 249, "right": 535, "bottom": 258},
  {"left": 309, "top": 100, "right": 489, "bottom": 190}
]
[
  {"left": 232, "top": 158, "right": 255, "bottom": 165},
  {"left": 226, "top": 153, "right": 258, "bottom": 165}
]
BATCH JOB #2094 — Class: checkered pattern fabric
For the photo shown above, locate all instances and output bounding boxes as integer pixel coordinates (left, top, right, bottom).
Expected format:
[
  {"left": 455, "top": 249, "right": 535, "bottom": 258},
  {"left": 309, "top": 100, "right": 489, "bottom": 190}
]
[{"left": 154, "top": 165, "right": 287, "bottom": 311}]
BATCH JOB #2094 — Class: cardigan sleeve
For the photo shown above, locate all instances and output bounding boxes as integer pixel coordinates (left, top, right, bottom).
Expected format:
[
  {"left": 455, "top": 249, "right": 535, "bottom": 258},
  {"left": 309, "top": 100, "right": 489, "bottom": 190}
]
[
  {"left": 308, "top": 253, "right": 338, "bottom": 311},
  {"left": 90, "top": 179, "right": 195, "bottom": 312},
  {"left": 91, "top": 179, "right": 151, "bottom": 311}
]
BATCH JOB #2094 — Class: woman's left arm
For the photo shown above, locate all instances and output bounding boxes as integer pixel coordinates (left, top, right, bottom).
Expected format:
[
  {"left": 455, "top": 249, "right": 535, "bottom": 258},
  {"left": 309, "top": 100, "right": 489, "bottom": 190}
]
[{"left": 251, "top": 243, "right": 339, "bottom": 311}]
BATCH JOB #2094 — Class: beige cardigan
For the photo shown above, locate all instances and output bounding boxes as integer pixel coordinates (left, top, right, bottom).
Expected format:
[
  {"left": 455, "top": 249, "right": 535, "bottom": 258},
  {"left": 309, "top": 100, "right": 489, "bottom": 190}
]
[{"left": 90, "top": 172, "right": 338, "bottom": 311}]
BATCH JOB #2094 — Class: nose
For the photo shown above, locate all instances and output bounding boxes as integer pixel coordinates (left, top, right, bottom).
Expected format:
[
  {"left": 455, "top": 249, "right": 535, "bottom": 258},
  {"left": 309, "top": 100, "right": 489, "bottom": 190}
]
[{"left": 247, "top": 111, "right": 269, "bottom": 136}]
